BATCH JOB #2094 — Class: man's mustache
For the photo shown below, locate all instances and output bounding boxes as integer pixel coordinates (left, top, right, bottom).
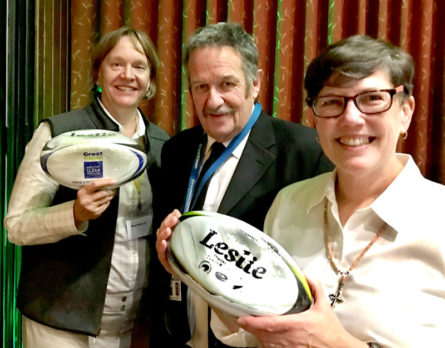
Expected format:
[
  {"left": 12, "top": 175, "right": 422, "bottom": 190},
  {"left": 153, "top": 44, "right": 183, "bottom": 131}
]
[{"left": 204, "top": 106, "right": 234, "bottom": 115}]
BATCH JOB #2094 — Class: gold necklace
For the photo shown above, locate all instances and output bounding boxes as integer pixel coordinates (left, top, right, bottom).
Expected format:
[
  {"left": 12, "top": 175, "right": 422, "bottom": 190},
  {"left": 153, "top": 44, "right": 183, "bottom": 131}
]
[{"left": 323, "top": 199, "right": 385, "bottom": 308}]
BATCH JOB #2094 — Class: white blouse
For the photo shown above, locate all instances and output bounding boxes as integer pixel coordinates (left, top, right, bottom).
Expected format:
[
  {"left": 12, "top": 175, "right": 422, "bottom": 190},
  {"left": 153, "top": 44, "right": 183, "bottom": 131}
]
[{"left": 264, "top": 154, "right": 445, "bottom": 347}]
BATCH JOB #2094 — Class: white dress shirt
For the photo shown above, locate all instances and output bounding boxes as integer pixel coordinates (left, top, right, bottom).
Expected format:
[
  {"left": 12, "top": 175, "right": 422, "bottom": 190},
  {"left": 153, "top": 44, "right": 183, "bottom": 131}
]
[
  {"left": 5, "top": 105, "right": 153, "bottom": 347},
  {"left": 200, "top": 135, "right": 248, "bottom": 212},
  {"left": 262, "top": 154, "right": 445, "bottom": 347},
  {"left": 188, "top": 133, "right": 250, "bottom": 348}
]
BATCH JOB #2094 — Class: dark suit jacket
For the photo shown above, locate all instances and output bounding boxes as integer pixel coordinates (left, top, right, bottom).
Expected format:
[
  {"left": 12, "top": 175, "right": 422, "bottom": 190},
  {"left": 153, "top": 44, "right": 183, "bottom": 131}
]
[
  {"left": 150, "top": 111, "right": 333, "bottom": 347},
  {"left": 160, "top": 111, "right": 332, "bottom": 229}
]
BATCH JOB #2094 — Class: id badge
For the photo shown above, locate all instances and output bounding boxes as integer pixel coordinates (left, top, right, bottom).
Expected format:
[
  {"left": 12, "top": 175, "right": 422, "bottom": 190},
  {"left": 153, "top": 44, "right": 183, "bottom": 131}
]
[
  {"left": 125, "top": 215, "right": 153, "bottom": 240},
  {"left": 169, "top": 277, "right": 182, "bottom": 301}
]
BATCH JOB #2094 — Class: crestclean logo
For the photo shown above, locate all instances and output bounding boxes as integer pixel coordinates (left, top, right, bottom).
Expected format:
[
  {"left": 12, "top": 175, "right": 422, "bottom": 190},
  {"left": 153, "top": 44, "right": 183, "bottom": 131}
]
[
  {"left": 83, "top": 151, "right": 103, "bottom": 162},
  {"left": 84, "top": 161, "right": 103, "bottom": 179},
  {"left": 83, "top": 151, "right": 103, "bottom": 157}
]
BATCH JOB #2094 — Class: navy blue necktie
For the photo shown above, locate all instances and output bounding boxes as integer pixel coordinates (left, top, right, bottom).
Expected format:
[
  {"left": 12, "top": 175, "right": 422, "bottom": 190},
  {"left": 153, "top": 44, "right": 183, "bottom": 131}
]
[{"left": 192, "top": 142, "right": 225, "bottom": 210}]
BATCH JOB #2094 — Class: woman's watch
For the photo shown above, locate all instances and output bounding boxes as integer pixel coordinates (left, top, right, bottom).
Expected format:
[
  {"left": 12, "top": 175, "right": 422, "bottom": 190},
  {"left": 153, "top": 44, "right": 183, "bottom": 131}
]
[{"left": 367, "top": 343, "right": 381, "bottom": 348}]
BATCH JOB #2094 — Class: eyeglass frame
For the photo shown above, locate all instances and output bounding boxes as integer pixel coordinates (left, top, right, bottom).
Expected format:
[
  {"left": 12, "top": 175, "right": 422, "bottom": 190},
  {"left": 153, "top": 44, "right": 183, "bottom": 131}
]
[{"left": 306, "top": 85, "right": 407, "bottom": 118}]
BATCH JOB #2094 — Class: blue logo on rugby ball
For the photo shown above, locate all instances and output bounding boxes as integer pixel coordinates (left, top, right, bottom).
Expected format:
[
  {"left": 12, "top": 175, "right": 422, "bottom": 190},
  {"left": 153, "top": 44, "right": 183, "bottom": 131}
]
[{"left": 84, "top": 161, "right": 103, "bottom": 178}]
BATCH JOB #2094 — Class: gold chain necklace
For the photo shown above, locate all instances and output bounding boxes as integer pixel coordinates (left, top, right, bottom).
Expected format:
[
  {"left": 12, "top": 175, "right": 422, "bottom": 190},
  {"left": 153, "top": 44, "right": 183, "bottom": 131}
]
[{"left": 323, "top": 199, "right": 385, "bottom": 308}]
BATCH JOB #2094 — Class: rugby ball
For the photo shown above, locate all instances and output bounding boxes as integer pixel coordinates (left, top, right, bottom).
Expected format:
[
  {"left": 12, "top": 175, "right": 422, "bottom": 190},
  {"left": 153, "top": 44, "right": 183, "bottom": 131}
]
[
  {"left": 40, "top": 129, "right": 147, "bottom": 189},
  {"left": 168, "top": 211, "right": 313, "bottom": 317}
]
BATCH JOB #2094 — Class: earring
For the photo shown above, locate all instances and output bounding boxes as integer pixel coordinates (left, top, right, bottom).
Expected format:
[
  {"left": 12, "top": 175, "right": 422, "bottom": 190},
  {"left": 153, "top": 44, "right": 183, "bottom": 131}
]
[
  {"left": 96, "top": 85, "right": 102, "bottom": 93},
  {"left": 401, "top": 131, "right": 408, "bottom": 140}
]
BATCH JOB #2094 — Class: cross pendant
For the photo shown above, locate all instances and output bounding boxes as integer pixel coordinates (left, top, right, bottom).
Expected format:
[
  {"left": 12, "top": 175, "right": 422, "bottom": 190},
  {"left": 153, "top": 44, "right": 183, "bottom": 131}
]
[{"left": 329, "top": 275, "right": 346, "bottom": 308}]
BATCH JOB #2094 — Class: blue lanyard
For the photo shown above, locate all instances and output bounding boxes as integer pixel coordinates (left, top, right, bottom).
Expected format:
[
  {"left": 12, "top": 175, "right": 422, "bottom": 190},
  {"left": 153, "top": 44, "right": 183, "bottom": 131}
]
[{"left": 183, "top": 102, "right": 262, "bottom": 213}]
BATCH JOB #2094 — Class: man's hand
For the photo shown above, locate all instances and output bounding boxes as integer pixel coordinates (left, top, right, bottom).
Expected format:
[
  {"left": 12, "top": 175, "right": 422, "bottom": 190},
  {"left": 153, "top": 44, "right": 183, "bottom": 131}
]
[
  {"left": 73, "top": 178, "right": 117, "bottom": 228},
  {"left": 155, "top": 209, "right": 181, "bottom": 274}
]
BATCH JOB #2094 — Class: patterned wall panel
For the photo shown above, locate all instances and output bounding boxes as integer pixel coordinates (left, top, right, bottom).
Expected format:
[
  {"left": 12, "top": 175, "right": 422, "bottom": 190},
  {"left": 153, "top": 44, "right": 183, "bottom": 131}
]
[
  {"left": 402, "top": 0, "right": 434, "bottom": 177},
  {"left": 253, "top": 0, "right": 278, "bottom": 115},
  {"left": 70, "top": 0, "right": 98, "bottom": 109},
  {"left": 152, "top": 1, "right": 183, "bottom": 135},
  {"left": 31, "top": 0, "right": 445, "bottom": 182}
]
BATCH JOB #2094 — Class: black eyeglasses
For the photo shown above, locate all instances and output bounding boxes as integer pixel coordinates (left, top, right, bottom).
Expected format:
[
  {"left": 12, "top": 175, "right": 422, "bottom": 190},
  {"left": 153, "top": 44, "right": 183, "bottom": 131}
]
[{"left": 306, "top": 85, "right": 406, "bottom": 118}]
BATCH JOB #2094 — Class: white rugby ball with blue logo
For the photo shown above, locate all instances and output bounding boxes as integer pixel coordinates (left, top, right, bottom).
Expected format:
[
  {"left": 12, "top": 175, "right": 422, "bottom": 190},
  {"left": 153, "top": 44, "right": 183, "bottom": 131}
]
[
  {"left": 168, "top": 211, "right": 313, "bottom": 317},
  {"left": 40, "top": 129, "right": 147, "bottom": 189}
]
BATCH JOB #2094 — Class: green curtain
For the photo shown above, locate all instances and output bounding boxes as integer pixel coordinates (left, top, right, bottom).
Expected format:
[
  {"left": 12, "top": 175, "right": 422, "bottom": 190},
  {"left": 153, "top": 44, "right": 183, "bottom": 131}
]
[{"left": 2, "top": 1, "right": 35, "bottom": 347}]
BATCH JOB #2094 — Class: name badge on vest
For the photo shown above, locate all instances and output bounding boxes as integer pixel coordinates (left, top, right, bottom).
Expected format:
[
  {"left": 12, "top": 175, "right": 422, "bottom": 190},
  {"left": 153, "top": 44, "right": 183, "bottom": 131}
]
[
  {"left": 169, "top": 277, "right": 182, "bottom": 301},
  {"left": 125, "top": 215, "right": 152, "bottom": 240}
]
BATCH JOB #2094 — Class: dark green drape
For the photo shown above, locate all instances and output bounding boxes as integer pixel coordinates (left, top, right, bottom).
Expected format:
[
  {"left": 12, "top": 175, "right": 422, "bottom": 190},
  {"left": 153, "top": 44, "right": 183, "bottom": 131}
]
[{"left": 1, "top": 1, "right": 35, "bottom": 347}]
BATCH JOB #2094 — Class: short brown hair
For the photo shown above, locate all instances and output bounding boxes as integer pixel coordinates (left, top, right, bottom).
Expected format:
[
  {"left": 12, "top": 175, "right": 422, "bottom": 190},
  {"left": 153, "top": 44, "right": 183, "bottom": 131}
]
[
  {"left": 305, "top": 35, "right": 414, "bottom": 101},
  {"left": 92, "top": 27, "right": 159, "bottom": 99}
]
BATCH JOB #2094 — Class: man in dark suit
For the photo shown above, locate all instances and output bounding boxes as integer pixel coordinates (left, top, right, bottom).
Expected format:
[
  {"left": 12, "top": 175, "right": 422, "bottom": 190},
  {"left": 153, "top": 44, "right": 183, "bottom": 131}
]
[{"left": 153, "top": 23, "right": 333, "bottom": 348}]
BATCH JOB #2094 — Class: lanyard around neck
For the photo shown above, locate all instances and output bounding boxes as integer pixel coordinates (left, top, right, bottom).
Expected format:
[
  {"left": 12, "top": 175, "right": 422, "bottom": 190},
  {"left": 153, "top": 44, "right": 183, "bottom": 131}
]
[{"left": 183, "top": 102, "right": 262, "bottom": 213}]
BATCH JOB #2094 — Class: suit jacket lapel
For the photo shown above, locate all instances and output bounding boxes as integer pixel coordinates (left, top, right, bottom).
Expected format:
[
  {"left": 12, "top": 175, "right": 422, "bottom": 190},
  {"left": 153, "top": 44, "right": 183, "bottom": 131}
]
[{"left": 218, "top": 112, "right": 276, "bottom": 214}]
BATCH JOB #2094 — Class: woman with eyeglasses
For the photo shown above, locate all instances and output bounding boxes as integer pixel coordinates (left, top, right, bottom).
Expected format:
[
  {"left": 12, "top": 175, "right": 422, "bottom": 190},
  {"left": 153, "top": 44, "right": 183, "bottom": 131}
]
[{"left": 232, "top": 35, "right": 445, "bottom": 347}]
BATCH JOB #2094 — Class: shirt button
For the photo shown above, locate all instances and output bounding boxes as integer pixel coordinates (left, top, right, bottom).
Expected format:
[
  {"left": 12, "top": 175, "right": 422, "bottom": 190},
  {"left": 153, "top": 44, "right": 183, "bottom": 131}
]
[
  {"left": 120, "top": 305, "right": 126, "bottom": 311},
  {"left": 121, "top": 296, "right": 127, "bottom": 302}
]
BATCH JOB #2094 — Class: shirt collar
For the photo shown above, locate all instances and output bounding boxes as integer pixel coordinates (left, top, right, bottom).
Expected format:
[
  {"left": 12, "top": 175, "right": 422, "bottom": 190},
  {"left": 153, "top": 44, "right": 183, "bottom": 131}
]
[
  {"left": 97, "top": 97, "right": 146, "bottom": 138},
  {"left": 372, "top": 154, "right": 418, "bottom": 232},
  {"left": 307, "top": 170, "right": 337, "bottom": 214},
  {"left": 307, "top": 154, "right": 417, "bottom": 235},
  {"left": 205, "top": 132, "right": 250, "bottom": 160}
]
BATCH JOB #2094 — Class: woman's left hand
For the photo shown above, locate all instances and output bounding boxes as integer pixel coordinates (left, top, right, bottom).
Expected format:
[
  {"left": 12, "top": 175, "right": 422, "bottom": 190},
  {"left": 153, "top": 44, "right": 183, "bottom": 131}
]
[
  {"left": 237, "top": 278, "right": 367, "bottom": 348},
  {"left": 73, "top": 178, "right": 117, "bottom": 228}
]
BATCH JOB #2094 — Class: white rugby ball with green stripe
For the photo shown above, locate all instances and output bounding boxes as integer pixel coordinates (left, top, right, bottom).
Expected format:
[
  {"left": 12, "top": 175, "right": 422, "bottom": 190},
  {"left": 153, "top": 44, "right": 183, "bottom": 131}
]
[{"left": 168, "top": 211, "right": 312, "bottom": 317}]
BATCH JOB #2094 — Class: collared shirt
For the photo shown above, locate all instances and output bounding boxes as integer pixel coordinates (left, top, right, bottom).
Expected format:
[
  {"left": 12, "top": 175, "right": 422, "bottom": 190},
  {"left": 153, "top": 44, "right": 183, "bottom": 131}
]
[
  {"left": 98, "top": 100, "right": 152, "bottom": 294},
  {"left": 200, "top": 134, "right": 249, "bottom": 212},
  {"left": 189, "top": 133, "right": 250, "bottom": 348},
  {"left": 5, "top": 104, "right": 152, "bottom": 329},
  {"left": 263, "top": 154, "right": 445, "bottom": 347}
]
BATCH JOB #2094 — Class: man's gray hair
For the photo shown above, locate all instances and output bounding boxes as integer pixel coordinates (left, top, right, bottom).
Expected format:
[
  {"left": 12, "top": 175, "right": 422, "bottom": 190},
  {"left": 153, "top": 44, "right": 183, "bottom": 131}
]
[{"left": 184, "top": 22, "right": 259, "bottom": 91}]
